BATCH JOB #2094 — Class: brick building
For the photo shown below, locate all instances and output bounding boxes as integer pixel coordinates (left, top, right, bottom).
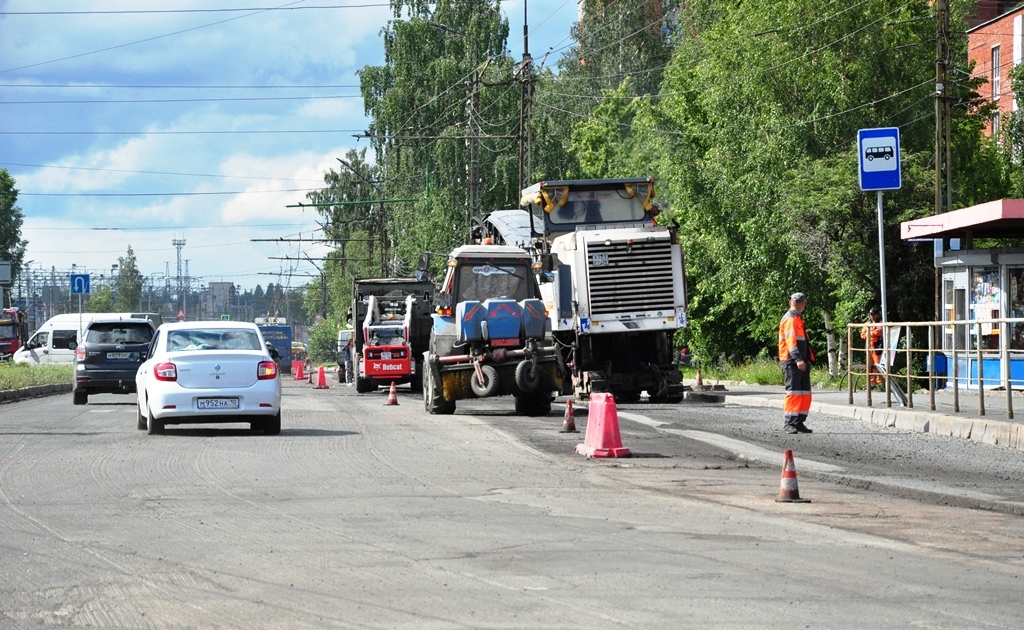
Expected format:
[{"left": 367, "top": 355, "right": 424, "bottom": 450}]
[{"left": 968, "top": 3, "right": 1024, "bottom": 136}]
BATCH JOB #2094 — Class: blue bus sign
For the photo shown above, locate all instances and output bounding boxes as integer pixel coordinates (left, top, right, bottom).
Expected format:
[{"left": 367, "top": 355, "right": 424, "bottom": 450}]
[
  {"left": 858, "top": 127, "right": 901, "bottom": 191},
  {"left": 70, "top": 274, "right": 91, "bottom": 295}
]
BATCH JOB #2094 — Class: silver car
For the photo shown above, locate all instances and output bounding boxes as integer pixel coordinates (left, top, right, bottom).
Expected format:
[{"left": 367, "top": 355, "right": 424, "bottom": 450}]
[{"left": 136, "top": 321, "right": 282, "bottom": 435}]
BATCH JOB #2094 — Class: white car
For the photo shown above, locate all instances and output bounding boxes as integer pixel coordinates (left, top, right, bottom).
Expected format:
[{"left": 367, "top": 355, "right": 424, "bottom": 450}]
[{"left": 136, "top": 321, "right": 282, "bottom": 435}]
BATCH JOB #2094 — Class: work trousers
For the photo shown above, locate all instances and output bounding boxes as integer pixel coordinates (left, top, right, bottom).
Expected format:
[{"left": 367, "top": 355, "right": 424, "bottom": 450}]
[{"left": 782, "top": 360, "right": 812, "bottom": 426}]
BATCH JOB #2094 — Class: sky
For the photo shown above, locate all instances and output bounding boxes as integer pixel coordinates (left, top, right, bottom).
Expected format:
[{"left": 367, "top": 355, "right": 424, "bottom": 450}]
[{"left": 0, "top": 0, "right": 580, "bottom": 297}]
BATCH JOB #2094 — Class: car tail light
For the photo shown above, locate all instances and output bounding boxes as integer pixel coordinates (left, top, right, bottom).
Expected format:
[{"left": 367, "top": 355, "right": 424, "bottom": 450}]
[
  {"left": 257, "top": 360, "right": 278, "bottom": 380},
  {"left": 75, "top": 345, "right": 86, "bottom": 361},
  {"left": 154, "top": 362, "right": 178, "bottom": 382}
]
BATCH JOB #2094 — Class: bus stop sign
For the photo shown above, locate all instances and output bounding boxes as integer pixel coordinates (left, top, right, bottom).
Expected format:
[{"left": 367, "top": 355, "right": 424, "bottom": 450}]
[{"left": 858, "top": 127, "right": 901, "bottom": 191}]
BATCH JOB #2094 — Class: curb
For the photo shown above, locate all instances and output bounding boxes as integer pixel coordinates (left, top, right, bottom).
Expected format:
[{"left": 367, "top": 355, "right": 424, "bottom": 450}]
[
  {"left": 0, "top": 383, "right": 72, "bottom": 404},
  {"left": 685, "top": 390, "right": 1024, "bottom": 454}
]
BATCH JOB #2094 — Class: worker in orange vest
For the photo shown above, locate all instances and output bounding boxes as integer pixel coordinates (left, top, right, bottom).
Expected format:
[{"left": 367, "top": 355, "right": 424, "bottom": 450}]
[
  {"left": 778, "top": 292, "right": 815, "bottom": 434},
  {"left": 860, "top": 306, "right": 884, "bottom": 387}
]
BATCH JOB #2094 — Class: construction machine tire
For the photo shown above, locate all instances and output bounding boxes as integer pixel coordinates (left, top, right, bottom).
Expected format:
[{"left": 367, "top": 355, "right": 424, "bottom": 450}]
[
  {"left": 514, "top": 360, "right": 541, "bottom": 393},
  {"left": 470, "top": 364, "right": 500, "bottom": 398},
  {"left": 424, "top": 366, "right": 455, "bottom": 415}
]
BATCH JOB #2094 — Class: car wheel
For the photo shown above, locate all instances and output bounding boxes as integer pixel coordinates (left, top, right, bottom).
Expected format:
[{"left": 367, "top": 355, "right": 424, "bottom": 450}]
[
  {"left": 263, "top": 412, "right": 281, "bottom": 435},
  {"left": 73, "top": 390, "right": 88, "bottom": 405},
  {"left": 470, "top": 364, "right": 500, "bottom": 398},
  {"left": 146, "top": 405, "right": 164, "bottom": 435}
]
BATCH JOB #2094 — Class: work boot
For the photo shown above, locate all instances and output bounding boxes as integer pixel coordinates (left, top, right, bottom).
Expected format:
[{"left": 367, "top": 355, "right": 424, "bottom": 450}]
[
  {"left": 784, "top": 425, "right": 799, "bottom": 434},
  {"left": 794, "top": 422, "right": 813, "bottom": 434}
]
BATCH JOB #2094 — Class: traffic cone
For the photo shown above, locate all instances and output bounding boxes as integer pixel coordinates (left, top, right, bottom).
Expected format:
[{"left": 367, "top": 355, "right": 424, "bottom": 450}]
[
  {"left": 776, "top": 449, "right": 811, "bottom": 503},
  {"left": 560, "top": 398, "right": 578, "bottom": 433},
  {"left": 315, "top": 366, "right": 329, "bottom": 389},
  {"left": 695, "top": 365, "right": 704, "bottom": 390},
  {"left": 575, "top": 393, "right": 630, "bottom": 458},
  {"left": 385, "top": 381, "right": 399, "bottom": 406},
  {"left": 293, "top": 361, "right": 304, "bottom": 381}
]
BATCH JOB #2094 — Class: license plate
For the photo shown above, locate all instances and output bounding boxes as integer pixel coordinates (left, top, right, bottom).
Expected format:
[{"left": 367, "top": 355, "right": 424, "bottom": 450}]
[
  {"left": 592, "top": 253, "right": 609, "bottom": 267},
  {"left": 197, "top": 397, "right": 239, "bottom": 410},
  {"left": 106, "top": 352, "right": 133, "bottom": 360},
  {"left": 381, "top": 351, "right": 392, "bottom": 360}
]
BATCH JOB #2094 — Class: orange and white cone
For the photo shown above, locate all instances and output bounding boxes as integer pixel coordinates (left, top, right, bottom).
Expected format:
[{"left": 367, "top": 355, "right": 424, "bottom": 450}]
[
  {"left": 695, "top": 366, "right": 704, "bottom": 390},
  {"left": 384, "top": 381, "right": 399, "bottom": 406},
  {"left": 776, "top": 449, "right": 811, "bottom": 503},
  {"left": 560, "top": 399, "right": 578, "bottom": 433},
  {"left": 315, "top": 366, "right": 329, "bottom": 389}
]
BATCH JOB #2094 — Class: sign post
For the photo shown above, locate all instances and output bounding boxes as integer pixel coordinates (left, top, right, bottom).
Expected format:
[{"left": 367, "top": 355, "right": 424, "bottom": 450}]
[
  {"left": 858, "top": 127, "right": 902, "bottom": 323},
  {"left": 70, "top": 273, "right": 91, "bottom": 338}
]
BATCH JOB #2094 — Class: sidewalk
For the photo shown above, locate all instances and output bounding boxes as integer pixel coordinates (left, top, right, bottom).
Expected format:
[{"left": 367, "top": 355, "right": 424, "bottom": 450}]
[{"left": 685, "top": 378, "right": 1024, "bottom": 454}]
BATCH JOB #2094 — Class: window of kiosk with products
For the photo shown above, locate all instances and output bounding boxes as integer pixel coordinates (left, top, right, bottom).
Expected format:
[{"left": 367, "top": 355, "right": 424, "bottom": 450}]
[{"left": 937, "top": 251, "right": 1024, "bottom": 389}]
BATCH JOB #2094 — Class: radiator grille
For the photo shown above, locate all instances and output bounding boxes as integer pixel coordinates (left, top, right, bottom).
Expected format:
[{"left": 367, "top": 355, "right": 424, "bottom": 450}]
[{"left": 585, "top": 238, "right": 677, "bottom": 315}]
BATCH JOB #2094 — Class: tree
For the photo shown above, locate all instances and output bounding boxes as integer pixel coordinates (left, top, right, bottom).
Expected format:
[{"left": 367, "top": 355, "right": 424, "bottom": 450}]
[
  {"left": 87, "top": 286, "right": 115, "bottom": 312},
  {"left": 115, "top": 246, "right": 145, "bottom": 311},
  {"left": 638, "top": 0, "right": 995, "bottom": 363},
  {"left": 358, "top": 0, "right": 519, "bottom": 270},
  {"left": 0, "top": 169, "right": 28, "bottom": 304}
]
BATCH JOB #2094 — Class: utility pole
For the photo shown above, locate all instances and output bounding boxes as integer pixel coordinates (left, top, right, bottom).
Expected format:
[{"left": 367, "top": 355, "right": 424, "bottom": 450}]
[
  {"left": 172, "top": 238, "right": 186, "bottom": 314},
  {"left": 518, "top": 0, "right": 533, "bottom": 192},
  {"left": 935, "top": 0, "right": 952, "bottom": 218}
]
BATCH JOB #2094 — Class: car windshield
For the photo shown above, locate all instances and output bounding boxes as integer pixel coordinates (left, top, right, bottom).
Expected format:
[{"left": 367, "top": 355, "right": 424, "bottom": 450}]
[
  {"left": 167, "top": 328, "right": 262, "bottom": 351},
  {"left": 86, "top": 323, "right": 154, "bottom": 344}
]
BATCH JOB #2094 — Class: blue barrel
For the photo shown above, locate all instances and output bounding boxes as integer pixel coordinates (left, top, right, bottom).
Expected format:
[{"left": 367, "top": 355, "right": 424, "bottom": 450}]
[
  {"left": 520, "top": 299, "right": 546, "bottom": 340},
  {"left": 482, "top": 299, "right": 523, "bottom": 341},
  {"left": 456, "top": 300, "right": 485, "bottom": 343}
]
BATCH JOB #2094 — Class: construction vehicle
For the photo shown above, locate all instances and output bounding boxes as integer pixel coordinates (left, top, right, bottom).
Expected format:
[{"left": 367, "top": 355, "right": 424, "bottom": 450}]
[
  {"left": 0, "top": 308, "right": 27, "bottom": 361},
  {"left": 483, "top": 177, "right": 688, "bottom": 402},
  {"left": 352, "top": 278, "right": 435, "bottom": 393},
  {"left": 422, "top": 244, "right": 565, "bottom": 416}
]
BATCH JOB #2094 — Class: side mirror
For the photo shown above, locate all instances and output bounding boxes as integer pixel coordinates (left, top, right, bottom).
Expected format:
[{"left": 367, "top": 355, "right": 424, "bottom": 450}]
[
  {"left": 417, "top": 252, "right": 430, "bottom": 272},
  {"left": 538, "top": 272, "right": 555, "bottom": 284}
]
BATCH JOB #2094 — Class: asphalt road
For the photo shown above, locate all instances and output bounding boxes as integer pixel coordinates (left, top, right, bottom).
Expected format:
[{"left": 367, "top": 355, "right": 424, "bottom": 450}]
[{"left": 1, "top": 380, "right": 1023, "bottom": 628}]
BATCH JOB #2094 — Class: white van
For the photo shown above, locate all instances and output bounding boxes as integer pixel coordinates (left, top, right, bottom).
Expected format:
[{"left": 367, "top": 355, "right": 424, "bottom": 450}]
[{"left": 13, "top": 312, "right": 163, "bottom": 365}]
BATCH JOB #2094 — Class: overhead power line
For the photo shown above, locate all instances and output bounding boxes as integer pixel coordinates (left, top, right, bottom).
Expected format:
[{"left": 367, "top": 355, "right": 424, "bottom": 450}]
[
  {"left": 0, "top": 129, "right": 363, "bottom": 136},
  {"left": 0, "top": 4, "right": 389, "bottom": 15}
]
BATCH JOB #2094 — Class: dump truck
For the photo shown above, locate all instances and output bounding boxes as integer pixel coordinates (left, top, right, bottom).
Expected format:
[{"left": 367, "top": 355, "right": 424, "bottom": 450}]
[
  {"left": 484, "top": 177, "right": 688, "bottom": 402},
  {"left": 351, "top": 278, "right": 435, "bottom": 392},
  {"left": 421, "top": 244, "right": 565, "bottom": 416}
]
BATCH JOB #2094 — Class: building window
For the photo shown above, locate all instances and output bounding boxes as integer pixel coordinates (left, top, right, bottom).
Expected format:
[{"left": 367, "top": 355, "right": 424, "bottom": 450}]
[
  {"left": 992, "top": 45, "right": 1001, "bottom": 100},
  {"left": 993, "top": 111, "right": 1001, "bottom": 138}
]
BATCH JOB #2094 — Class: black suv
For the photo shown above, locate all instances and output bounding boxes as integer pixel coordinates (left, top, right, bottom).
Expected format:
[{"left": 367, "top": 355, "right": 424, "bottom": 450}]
[{"left": 73, "top": 318, "right": 157, "bottom": 405}]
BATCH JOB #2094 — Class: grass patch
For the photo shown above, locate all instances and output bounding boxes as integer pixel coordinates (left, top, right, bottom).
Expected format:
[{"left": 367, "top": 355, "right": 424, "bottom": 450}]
[
  {"left": 0, "top": 363, "right": 73, "bottom": 391},
  {"left": 681, "top": 357, "right": 841, "bottom": 388}
]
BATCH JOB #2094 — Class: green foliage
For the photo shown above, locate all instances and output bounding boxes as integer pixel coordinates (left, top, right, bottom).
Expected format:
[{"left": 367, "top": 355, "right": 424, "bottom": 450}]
[
  {"left": 645, "top": 0, "right": 995, "bottom": 360},
  {"left": 0, "top": 169, "right": 28, "bottom": 305},
  {"left": 87, "top": 286, "right": 115, "bottom": 312},
  {"left": 306, "top": 317, "right": 340, "bottom": 364},
  {"left": 115, "top": 246, "right": 145, "bottom": 311}
]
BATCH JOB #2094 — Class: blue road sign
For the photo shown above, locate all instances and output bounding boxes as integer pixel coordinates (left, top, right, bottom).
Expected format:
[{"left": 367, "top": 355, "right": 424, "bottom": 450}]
[
  {"left": 70, "top": 274, "right": 91, "bottom": 295},
  {"left": 858, "top": 127, "right": 901, "bottom": 191}
]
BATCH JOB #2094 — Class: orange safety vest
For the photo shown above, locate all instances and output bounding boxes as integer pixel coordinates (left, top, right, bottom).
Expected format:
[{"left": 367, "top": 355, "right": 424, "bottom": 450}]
[{"left": 778, "top": 309, "right": 814, "bottom": 363}]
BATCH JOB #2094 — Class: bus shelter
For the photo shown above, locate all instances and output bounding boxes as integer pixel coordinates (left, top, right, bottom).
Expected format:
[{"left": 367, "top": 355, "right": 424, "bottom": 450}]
[{"left": 901, "top": 198, "right": 1024, "bottom": 389}]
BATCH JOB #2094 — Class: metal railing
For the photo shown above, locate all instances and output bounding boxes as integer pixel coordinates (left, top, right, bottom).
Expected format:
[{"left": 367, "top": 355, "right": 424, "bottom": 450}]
[{"left": 846, "top": 317, "right": 1024, "bottom": 420}]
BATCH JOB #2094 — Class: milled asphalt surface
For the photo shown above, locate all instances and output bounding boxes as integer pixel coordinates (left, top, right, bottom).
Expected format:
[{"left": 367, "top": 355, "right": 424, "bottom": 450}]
[
  {"left": 7, "top": 376, "right": 1024, "bottom": 515},
  {"left": 687, "top": 377, "right": 1024, "bottom": 454}
]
